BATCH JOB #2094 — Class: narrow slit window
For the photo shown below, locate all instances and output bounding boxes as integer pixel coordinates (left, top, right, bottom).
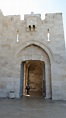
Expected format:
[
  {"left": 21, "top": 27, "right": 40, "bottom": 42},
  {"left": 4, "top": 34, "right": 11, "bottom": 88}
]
[
  {"left": 47, "top": 29, "right": 50, "bottom": 41},
  {"left": 29, "top": 25, "right": 31, "bottom": 31},
  {"left": 17, "top": 30, "right": 19, "bottom": 42},
  {"left": 33, "top": 25, "right": 35, "bottom": 30}
]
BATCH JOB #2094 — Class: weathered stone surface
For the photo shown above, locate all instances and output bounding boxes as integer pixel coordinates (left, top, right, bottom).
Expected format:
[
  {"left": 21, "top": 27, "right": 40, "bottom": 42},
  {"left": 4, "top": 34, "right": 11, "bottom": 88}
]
[{"left": 0, "top": 10, "right": 66, "bottom": 100}]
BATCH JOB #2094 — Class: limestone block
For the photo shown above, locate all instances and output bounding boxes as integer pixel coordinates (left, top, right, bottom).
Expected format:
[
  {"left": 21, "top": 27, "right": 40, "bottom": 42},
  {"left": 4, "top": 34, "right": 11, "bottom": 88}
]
[{"left": 0, "top": 10, "right": 66, "bottom": 100}]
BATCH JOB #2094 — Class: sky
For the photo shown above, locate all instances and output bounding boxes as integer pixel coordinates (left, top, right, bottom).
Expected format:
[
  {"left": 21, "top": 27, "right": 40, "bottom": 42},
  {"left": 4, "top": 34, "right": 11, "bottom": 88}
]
[{"left": 0, "top": 0, "right": 66, "bottom": 41}]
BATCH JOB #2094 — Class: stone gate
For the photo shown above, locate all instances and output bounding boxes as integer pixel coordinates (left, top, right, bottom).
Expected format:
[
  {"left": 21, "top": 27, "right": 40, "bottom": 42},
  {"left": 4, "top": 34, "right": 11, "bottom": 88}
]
[{"left": 0, "top": 10, "right": 66, "bottom": 100}]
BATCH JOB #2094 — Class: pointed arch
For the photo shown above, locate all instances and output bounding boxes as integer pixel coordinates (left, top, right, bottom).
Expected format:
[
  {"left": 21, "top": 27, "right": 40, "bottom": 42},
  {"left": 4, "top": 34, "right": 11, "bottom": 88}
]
[
  {"left": 17, "top": 40, "right": 53, "bottom": 63},
  {"left": 18, "top": 40, "right": 52, "bottom": 99}
]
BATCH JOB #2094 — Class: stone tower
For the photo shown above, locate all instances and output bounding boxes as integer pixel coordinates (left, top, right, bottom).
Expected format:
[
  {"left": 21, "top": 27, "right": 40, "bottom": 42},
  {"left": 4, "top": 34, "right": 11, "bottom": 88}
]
[{"left": 0, "top": 10, "right": 66, "bottom": 100}]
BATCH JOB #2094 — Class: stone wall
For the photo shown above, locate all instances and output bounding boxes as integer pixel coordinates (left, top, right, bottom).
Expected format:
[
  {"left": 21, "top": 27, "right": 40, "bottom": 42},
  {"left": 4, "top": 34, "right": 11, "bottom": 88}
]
[{"left": 0, "top": 10, "right": 66, "bottom": 100}]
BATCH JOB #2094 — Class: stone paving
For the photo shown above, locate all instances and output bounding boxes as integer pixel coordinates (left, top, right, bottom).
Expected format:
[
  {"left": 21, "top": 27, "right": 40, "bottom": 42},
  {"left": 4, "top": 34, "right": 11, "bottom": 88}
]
[{"left": 0, "top": 97, "right": 66, "bottom": 118}]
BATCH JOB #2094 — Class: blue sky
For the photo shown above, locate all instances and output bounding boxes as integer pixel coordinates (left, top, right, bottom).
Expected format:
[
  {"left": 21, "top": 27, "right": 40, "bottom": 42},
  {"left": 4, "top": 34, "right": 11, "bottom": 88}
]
[{"left": 0, "top": 0, "right": 66, "bottom": 40}]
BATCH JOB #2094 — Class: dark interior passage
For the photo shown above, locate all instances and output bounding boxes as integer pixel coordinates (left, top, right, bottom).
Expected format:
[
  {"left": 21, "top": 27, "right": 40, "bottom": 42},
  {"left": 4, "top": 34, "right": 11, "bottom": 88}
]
[{"left": 23, "top": 60, "right": 46, "bottom": 97}]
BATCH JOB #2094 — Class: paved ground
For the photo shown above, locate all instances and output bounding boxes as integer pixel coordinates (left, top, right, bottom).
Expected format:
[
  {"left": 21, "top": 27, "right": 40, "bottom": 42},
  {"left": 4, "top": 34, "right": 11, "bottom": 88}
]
[{"left": 0, "top": 96, "right": 66, "bottom": 118}]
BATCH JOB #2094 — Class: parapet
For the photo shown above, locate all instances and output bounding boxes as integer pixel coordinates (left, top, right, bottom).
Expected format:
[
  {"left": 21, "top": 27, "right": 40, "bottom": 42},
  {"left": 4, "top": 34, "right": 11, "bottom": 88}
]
[
  {"left": 5, "top": 15, "right": 21, "bottom": 21},
  {"left": 45, "top": 13, "right": 62, "bottom": 21},
  {"left": 0, "top": 9, "right": 3, "bottom": 15},
  {"left": 24, "top": 12, "right": 41, "bottom": 20},
  {"left": 24, "top": 12, "right": 41, "bottom": 31}
]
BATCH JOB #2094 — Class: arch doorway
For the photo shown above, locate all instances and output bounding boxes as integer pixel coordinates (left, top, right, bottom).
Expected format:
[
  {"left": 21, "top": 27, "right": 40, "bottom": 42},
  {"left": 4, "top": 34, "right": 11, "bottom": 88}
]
[
  {"left": 19, "top": 43, "right": 52, "bottom": 99},
  {"left": 23, "top": 60, "right": 45, "bottom": 97},
  {"left": 20, "top": 60, "right": 51, "bottom": 98}
]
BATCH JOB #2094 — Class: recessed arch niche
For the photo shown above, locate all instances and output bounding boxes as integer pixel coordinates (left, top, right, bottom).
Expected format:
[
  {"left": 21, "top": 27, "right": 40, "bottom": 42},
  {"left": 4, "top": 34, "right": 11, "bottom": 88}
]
[{"left": 18, "top": 44, "right": 52, "bottom": 99}]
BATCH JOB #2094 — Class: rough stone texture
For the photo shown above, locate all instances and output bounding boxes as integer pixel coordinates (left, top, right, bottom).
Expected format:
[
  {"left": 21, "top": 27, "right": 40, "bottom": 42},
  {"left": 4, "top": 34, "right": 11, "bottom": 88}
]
[
  {"left": 0, "top": 10, "right": 66, "bottom": 100},
  {"left": 25, "top": 61, "right": 43, "bottom": 96}
]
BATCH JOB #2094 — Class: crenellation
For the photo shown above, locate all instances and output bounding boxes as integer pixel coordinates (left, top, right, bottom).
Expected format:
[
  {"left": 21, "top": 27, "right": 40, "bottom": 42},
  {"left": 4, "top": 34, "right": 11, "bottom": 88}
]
[
  {"left": 0, "top": 10, "right": 66, "bottom": 100},
  {"left": 5, "top": 15, "right": 21, "bottom": 22}
]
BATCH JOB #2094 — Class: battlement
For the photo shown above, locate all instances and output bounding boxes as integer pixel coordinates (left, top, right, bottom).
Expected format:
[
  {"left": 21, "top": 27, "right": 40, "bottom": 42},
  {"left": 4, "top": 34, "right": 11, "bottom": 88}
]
[
  {"left": 5, "top": 15, "right": 21, "bottom": 21},
  {"left": 0, "top": 10, "right": 66, "bottom": 100},
  {"left": 45, "top": 13, "right": 62, "bottom": 23},
  {"left": 24, "top": 12, "right": 41, "bottom": 31},
  {"left": 0, "top": 10, "right": 63, "bottom": 22},
  {"left": 24, "top": 12, "right": 41, "bottom": 20},
  {"left": 0, "top": 10, "right": 65, "bottom": 52},
  {"left": 0, "top": 9, "right": 3, "bottom": 15}
]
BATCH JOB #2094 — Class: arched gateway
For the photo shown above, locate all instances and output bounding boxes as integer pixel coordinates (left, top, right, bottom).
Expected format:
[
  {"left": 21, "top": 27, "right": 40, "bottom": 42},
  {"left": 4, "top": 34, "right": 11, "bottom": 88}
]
[
  {"left": 18, "top": 41, "right": 52, "bottom": 99},
  {"left": 0, "top": 11, "right": 65, "bottom": 100}
]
